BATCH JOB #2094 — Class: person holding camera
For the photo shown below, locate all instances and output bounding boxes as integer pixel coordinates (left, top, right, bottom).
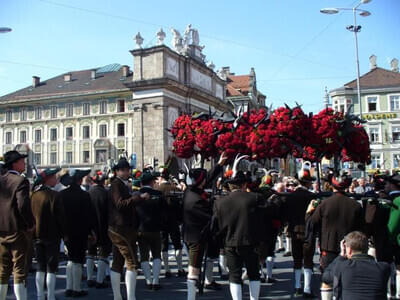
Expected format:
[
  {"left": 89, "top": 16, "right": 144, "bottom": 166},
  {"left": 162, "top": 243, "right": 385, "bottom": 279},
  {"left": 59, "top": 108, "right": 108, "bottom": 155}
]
[{"left": 321, "top": 231, "right": 390, "bottom": 300}]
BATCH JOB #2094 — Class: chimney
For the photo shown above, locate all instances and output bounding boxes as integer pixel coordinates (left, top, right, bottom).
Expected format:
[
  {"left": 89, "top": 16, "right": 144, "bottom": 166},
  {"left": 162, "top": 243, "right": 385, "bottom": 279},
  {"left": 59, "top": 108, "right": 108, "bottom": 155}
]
[
  {"left": 121, "top": 65, "right": 130, "bottom": 77},
  {"left": 64, "top": 73, "right": 71, "bottom": 82},
  {"left": 369, "top": 54, "right": 377, "bottom": 70},
  {"left": 222, "top": 66, "right": 231, "bottom": 76},
  {"left": 391, "top": 58, "right": 399, "bottom": 72},
  {"left": 91, "top": 69, "right": 96, "bottom": 80},
  {"left": 32, "top": 76, "right": 40, "bottom": 88}
]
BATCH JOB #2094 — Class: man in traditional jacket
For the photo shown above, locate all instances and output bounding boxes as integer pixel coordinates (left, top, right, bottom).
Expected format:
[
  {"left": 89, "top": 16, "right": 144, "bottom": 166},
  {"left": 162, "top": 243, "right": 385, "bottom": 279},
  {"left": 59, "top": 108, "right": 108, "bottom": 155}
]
[
  {"left": 60, "top": 169, "right": 95, "bottom": 298},
  {"left": 214, "top": 171, "right": 265, "bottom": 300},
  {"left": 282, "top": 167, "right": 317, "bottom": 298},
  {"left": 86, "top": 170, "right": 112, "bottom": 288},
  {"left": 0, "top": 151, "right": 34, "bottom": 300},
  {"left": 136, "top": 170, "right": 166, "bottom": 290},
  {"left": 183, "top": 152, "right": 227, "bottom": 300},
  {"left": 108, "top": 158, "right": 149, "bottom": 300},
  {"left": 31, "top": 168, "right": 67, "bottom": 300},
  {"left": 157, "top": 166, "right": 186, "bottom": 278}
]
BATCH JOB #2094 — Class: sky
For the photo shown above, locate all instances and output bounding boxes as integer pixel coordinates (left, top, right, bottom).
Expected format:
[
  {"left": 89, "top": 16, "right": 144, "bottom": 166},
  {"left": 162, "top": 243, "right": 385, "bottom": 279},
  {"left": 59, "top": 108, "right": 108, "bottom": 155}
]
[{"left": 0, "top": 0, "right": 399, "bottom": 113}]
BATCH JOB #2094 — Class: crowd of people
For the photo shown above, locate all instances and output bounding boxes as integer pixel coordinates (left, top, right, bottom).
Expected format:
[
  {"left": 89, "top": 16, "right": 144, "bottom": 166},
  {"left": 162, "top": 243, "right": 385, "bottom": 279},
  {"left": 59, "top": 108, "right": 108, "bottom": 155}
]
[{"left": 1, "top": 149, "right": 400, "bottom": 300}]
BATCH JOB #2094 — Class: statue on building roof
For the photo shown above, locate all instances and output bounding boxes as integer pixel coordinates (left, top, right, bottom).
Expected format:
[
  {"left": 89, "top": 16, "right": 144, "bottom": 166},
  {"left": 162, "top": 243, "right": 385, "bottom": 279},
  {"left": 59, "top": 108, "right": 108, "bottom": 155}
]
[
  {"left": 157, "top": 28, "right": 166, "bottom": 45},
  {"left": 134, "top": 32, "right": 144, "bottom": 49},
  {"left": 171, "top": 28, "right": 183, "bottom": 53}
]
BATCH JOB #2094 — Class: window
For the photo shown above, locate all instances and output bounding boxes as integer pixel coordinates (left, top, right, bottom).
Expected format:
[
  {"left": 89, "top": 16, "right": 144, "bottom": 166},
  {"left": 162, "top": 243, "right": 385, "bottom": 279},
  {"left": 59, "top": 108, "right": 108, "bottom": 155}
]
[
  {"left": 117, "top": 100, "right": 125, "bottom": 113},
  {"left": 367, "top": 96, "right": 378, "bottom": 112},
  {"left": 117, "top": 123, "right": 125, "bottom": 137},
  {"left": 34, "top": 153, "right": 42, "bottom": 165},
  {"left": 6, "top": 110, "right": 12, "bottom": 122},
  {"left": 369, "top": 127, "right": 380, "bottom": 143},
  {"left": 66, "top": 103, "right": 74, "bottom": 117},
  {"left": 83, "top": 151, "right": 90, "bottom": 163},
  {"left": 66, "top": 152, "right": 73, "bottom": 164},
  {"left": 83, "top": 103, "right": 90, "bottom": 116},
  {"left": 99, "top": 124, "right": 107, "bottom": 137},
  {"left": 50, "top": 106, "right": 57, "bottom": 118},
  {"left": 370, "top": 154, "right": 382, "bottom": 169},
  {"left": 394, "top": 154, "right": 400, "bottom": 169},
  {"left": 5, "top": 132, "right": 12, "bottom": 144},
  {"left": 66, "top": 127, "right": 73, "bottom": 140},
  {"left": 390, "top": 95, "right": 400, "bottom": 111},
  {"left": 82, "top": 126, "right": 90, "bottom": 139},
  {"left": 50, "top": 128, "right": 57, "bottom": 141},
  {"left": 96, "top": 150, "right": 107, "bottom": 163},
  {"left": 34, "top": 129, "right": 42, "bottom": 143},
  {"left": 100, "top": 101, "right": 107, "bottom": 114},
  {"left": 20, "top": 131, "right": 26, "bottom": 144},
  {"left": 35, "top": 107, "right": 42, "bottom": 120},
  {"left": 334, "top": 99, "right": 352, "bottom": 114},
  {"left": 50, "top": 152, "right": 57, "bottom": 165},
  {"left": 20, "top": 108, "right": 27, "bottom": 121}
]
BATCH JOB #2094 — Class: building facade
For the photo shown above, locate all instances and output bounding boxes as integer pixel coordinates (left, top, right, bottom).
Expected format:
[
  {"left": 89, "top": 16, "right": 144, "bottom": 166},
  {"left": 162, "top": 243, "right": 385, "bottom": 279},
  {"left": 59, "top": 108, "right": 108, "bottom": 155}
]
[
  {"left": 330, "top": 55, "right": 400, "bottom": 174},
  {"left": 0, "top": 31, "right": 228, "bottom": 174}
]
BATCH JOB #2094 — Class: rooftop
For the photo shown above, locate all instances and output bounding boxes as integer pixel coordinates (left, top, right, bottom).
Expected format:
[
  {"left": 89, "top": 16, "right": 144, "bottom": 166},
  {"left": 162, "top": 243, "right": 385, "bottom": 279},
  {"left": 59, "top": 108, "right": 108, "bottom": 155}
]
[
  {"left": 0, "top": 64, "right": 132, "bottom": 102},
  {"left": 344, "top": 67, "right": 400, "bottom": 89}
]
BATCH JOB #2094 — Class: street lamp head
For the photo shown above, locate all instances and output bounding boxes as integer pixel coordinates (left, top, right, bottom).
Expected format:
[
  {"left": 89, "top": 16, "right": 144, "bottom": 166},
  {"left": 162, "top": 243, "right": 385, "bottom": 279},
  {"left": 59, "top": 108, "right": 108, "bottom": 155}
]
[
  {"left": 320, "top": 8, "right": 339, "bottom": 14},
  {"left": 0, "top": 27, "right": 12, "bottom": 33},
  {"left": 359, "top": 10, "right": 371, "bottom": 17},
  {"left": 361, "top": 0, "right": 371, "bottom": 4}
]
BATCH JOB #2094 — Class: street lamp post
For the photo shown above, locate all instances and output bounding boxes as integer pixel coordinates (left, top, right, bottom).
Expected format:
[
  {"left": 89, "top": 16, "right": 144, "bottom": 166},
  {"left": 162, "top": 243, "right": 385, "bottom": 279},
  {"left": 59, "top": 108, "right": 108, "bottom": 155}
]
[{"left": 321, "top": 0, "right": 371, "bottom": 119}]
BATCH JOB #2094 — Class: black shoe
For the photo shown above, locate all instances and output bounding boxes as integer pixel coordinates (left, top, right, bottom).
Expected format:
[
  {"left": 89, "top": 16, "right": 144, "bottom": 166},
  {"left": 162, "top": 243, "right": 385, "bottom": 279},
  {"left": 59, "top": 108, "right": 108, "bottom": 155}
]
[
  {"left": 303, "top": 291, "right": 317, "bottom": 298},
  {"left": 95, "top": 281, "right": 108, "bottom": 289},
  {"left": 205, "top": 281, "right": 222, "bottom": 290},
  {"left": 294, "top": 288, "right": 302, "bottom": 297},
  {"left": 177, "top": 270, "right": 187, "bottom": 277},
  {"left": 105, "top": 275, "right": 110, "bottom": 282},
  {"left": 65, "top": 289, "right": 74, "bottom": 297},
  {"left": 283, "top": 251, "right": 292, "bottom": 257},
  {"left": 275, "top": 247, "right": 285, "bottom": 253},
  {"left": 260, "top": 277, "right": 266, "bottom": 283},
  {"left": 146, "top": 283, "right": 153, "bottom": 290},
  {"left": 72, "top": 290, "right": 88, "bottom": 298},
  {"left": 87, "top": 280, "right": 96, "bottom": 287},
  {"left": 165, "top": 271, "right": 172, "bottom": 278},
  {"left": 152, "top": 284, "right": 162, "bottom": 290},
  {"left": 266, "top": 277, "right": 277, "bottom": 283}
]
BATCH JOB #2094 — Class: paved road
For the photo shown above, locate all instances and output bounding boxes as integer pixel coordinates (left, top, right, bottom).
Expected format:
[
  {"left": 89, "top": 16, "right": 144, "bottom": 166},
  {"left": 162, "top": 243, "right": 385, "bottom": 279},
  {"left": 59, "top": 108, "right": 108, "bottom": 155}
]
[{"left": 5, "top": 248, "right": 322, "bottom": 300}]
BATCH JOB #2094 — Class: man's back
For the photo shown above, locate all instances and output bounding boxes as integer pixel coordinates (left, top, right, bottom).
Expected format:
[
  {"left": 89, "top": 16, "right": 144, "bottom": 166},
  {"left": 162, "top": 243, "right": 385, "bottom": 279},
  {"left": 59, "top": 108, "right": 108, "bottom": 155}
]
[
  {"left": 216, "top": 190, "right": 262, "bottom": 247},
  {"left": 323, "top": 254, "right": 390, "bottom": 300}
]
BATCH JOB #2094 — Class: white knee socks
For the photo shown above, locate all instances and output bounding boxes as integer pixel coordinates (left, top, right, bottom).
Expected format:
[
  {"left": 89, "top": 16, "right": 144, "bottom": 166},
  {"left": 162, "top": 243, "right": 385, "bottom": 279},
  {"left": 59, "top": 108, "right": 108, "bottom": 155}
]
[
  {"left": 141, "top": 261, "right": 152, "bottom": 285},
  {"left": 35, "top": 271, "right": 45, "bottom": 300},
  {"left": 219, "top": 254, "right": 228, "bottom": 275},
  {"left": 0, "top": 284, "right": 7, "bottom": 300},
  {"left": 110, "top": 270, "right": 122, "bottom": 300},
  {"left": 187, "top": 279, "right": 197, "bottom": 300},
  {"left": 86, "top": 256, "right": 95, "bottom": 281},
  {"left": 205, "top": 259, "right": 214, "bottom": 284},
  {"left": 396, "top": 270, "right": 400, "bottom": 298},
  {"left": 13, "top": 283, "right": 27, "bottom": 300},
  {"left": 249, "top": 281, "right": 260, "bottom": 300},
  {"left": 320, "top": 287, "right": 333, "bottom": 300},
  {"left": 152, "top": 258, "right": 162, "bottom": 285},
  {"left": 46, "top": 273, "right": 56, "bottom": 300},
  {"left": 125, "top": 270, "right": 137, "bottom": 300},
  {"left": 278, "top": 235, "right": 284, "bottom": 249},
  {"left": 294, "top": 269, "right": 301, "bottom": 289},
  {"left": 286, "top": 236, "right": 292, "bottom": 253},
  {"left": 162, "top": 251, "right": 170, "bottom": 272},
  {"left": 229, "top": 283, "right": 242, "bottom": 300},
  {"left": 304, "top": 268, "right": 312, "bottom": 294},
  {"left": 266, "top": 256, "right": 274, "bottom": 279},
  {"left": 72, "top": 263, "right": 83, "bottom": 292},
  {"left": 66, "top": 261, "right": 73, "bottom": 290},
  {"left": 97, "top": 259, "right": 108, "bottom": 284},
  {"left": 176, "top": 249, "right": 183, "bottom": 271}
]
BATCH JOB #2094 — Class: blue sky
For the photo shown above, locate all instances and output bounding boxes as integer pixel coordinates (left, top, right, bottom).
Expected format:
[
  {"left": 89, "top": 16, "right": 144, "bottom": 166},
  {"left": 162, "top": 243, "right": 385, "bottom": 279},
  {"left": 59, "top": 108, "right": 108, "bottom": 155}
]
[{"left": 0, "top": 0, "right": 399, "bottom": 113}]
